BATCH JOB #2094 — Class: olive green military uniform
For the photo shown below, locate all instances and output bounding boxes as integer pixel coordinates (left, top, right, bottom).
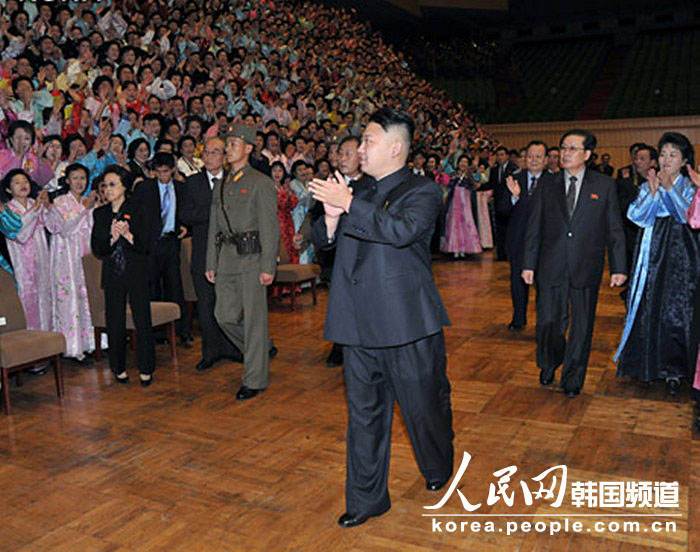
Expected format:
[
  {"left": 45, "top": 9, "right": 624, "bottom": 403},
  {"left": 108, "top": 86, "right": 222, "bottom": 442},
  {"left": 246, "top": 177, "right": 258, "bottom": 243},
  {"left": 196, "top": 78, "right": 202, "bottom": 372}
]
[{"left": 205, "top": 163, "right": 279, "bottom": 390}]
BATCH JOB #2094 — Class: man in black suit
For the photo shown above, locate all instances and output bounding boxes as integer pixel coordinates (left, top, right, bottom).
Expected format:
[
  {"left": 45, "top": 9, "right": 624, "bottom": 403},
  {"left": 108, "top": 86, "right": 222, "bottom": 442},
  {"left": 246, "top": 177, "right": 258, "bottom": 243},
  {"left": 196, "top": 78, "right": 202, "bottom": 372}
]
[
  {"left": 496, "top": 140, "right": 548, "bottom": 331},
  {"left": 488, "top": 145, "right": 519, "bottom": 261},
  {"left": 179, "top": 137, "right": 243, "bottom": 371},
  {"left": 309, "top": 107, "right": 453, "bottom": 528},
  {"left": 131, "top": 152, "right": 190, "bottom": 346},
  {"left": 616, "top": 144, "right": 656, "bottom": 291},
  {"left": 598, "top": 153, "right": 614, "bottom": 177},
  {"left": 522, "top": 129, "right": 627, "bottom": 397}
]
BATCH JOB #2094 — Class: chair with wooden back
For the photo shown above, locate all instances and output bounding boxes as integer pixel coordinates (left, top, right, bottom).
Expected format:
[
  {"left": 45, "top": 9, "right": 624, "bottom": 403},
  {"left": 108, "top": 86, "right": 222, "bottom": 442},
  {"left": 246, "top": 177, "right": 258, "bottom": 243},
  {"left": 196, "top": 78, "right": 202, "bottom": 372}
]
[
  {"left": 0, "top": 270, "right": 66, "bottom": 415},
  {"left": 271, "top": 237, "right": 321, "bottom": 310},
  {"left": 82, "top": 253, "right": 181, "bottom": 362}
]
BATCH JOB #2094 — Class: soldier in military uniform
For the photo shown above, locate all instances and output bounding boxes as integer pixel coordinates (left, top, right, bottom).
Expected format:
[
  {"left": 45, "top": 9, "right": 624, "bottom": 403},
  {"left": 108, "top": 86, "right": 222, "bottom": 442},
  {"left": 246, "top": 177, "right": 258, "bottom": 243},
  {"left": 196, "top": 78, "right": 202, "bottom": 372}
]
[{"left": 205, "top": 123, "right": 280, "bottom": 400}]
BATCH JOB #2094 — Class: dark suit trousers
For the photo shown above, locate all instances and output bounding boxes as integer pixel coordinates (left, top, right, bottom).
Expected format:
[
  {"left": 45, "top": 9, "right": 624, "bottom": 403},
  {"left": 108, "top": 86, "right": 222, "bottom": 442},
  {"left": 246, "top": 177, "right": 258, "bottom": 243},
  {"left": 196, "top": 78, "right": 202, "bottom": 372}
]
[
  {"left": 191, "top": 270, "right": 241, "bottom": 362},
  {"left": 536, "top": 283, "right": 599, "bottom": 391},
  {"left": 343, "top": 332, "right": 454, "bottom": 515},
  {"left": 509, "top": 259, "right": 529, "bottom": 326},
  {"left": 495, "top": 215, "right": 509, "bottom": 260},
  {"left": 149, "top": 236, "right": 189, "bottom": 336},
  {"left": 104, "top": 275, "right": 155, "bottom": 375}
]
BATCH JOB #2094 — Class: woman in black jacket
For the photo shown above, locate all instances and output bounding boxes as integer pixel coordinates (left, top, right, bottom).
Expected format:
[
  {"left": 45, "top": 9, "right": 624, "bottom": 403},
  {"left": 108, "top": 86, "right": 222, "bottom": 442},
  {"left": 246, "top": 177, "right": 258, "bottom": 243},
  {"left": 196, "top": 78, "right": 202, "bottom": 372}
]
[{"left": 91, "top": 165, "right": 155, "bottom": 386}]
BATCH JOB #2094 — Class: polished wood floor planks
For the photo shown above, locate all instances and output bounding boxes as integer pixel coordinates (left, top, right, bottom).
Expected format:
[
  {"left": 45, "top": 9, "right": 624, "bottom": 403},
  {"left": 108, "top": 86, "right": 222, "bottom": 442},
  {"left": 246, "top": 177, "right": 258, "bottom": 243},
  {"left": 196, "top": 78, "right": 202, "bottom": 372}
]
[{"left": 1, "top": 252, "right": 696, "bottom": 551}]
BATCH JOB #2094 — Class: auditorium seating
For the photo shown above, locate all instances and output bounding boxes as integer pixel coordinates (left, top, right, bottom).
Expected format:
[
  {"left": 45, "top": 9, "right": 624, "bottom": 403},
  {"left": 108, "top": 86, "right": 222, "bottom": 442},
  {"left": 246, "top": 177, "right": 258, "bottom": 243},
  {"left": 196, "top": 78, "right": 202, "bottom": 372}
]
[
  {"left": 604, "top": 30, "right": 700, "bottom": 119},
  {"left": 493, "top": 38, "right": 610, "bottom": 123}
]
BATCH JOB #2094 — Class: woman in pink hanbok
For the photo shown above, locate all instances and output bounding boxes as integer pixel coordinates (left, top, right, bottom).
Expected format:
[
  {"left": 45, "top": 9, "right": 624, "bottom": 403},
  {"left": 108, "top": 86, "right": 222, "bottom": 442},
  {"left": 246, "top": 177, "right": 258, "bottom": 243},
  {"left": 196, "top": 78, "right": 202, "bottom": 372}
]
[
  {"left": 440, "top": 155, "right": 483, "bottom": 257},
  {"left": 0, "top": 121, "right": 55, "bottom": 190},
  {"left": 1, "top": 169, "right": 51, "bottom": 332},
  {"left": 45, "top": 164, "right": 97, "bottom": 362}
]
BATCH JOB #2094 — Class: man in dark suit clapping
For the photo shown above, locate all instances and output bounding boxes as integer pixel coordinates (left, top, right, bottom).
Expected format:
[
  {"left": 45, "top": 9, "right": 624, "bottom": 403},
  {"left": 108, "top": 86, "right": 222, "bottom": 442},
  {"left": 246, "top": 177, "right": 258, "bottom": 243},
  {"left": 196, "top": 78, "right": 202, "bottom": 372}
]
[
  {"left": 309, "top": 107, "right": 454, "bottom": 528},
  {"left": 495, "top": 140, "right": 548, "bottom": 331},
  {"left": 522, "top": 130, "right": 627, "bottom": 398},
  {"left": 179, "top": 137, "right": 243, "bottom": 371}
]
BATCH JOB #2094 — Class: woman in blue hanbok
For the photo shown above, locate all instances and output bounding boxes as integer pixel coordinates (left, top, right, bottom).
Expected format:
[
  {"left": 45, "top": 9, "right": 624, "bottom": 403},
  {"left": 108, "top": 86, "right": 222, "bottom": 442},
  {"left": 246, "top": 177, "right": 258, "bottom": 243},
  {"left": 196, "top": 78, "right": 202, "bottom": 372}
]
[
  {"left": 615, "top": 132, "right": 700, "bottom": 395},
  {"left": 0, "top": 200, "right": 22, "bottom": 276}
]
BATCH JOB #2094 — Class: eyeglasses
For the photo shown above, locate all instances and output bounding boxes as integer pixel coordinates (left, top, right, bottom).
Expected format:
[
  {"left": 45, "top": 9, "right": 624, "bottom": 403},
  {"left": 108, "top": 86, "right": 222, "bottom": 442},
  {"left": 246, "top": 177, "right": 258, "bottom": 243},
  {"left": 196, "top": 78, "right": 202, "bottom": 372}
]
[{"left": 560, "top": 145, "right": 585, "bottom": 153}]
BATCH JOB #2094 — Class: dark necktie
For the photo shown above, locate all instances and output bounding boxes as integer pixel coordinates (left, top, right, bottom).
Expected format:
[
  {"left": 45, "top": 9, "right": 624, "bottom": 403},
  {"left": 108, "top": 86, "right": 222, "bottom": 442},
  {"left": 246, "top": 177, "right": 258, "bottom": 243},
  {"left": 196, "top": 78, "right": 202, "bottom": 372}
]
[
  {"left": 529, "top": 175, "right": 538, "bottom": 196},
  {"left": 212, "top": 176, "right": 222, "bottom": 189},
  {"left": 566, "top": 175, "right": 577, "bottom": 218}
]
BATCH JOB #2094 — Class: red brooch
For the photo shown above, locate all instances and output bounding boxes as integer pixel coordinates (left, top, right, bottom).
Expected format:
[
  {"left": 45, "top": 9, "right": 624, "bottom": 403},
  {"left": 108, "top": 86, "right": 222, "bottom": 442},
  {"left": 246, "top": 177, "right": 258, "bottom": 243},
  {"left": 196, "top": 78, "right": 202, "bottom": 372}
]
[
  {"left": 590, "top": 193, "right": 599, "bottom": 200},
  {"left": 124, "top": 214, "right": 131, "bottom": 220}
]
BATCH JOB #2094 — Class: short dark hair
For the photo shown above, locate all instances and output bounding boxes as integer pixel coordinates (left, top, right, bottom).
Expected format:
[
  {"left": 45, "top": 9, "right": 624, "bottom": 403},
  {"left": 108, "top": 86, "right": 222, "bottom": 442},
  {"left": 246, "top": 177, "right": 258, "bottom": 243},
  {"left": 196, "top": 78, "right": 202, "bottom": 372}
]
[
  {"left": 635, "top": 144, "right": 657, "bottom": 161},
  {"left": 127, "top": 138, "right": 150, "bottom": 161},
  {"left": 339, "top": 135, "right": 360, "bottom": 149},
  {"left": 152, "top": 152, "right": 175, "bottom": 169},
  {"left": 7, "top": 119, "right": 36, "bottom": 148},
  {"left": 658, "top": 132, "right": 694, "bottom": 176},
  {"left": 629, "top": 142, "right": 646, "bottom": 154},
  {"left": 65, "top": 163, "right": 89, "bottom": 181},
  {"left": 290, "top": 159, "right": 307, "bottom": 176},
  {"left": 560, "top": 129, "right": 596, "bottom": 152},
  {"left": 368, "top": 107, "right": 415, "bottom": 149},
  {"left": 526, "top": 140, "right": 548, "bottom": 152},
  {"left": 1, "top": 168, "right": 33, "bottom": 202},
  {"left": 494, "top": 146, "right": 508, "bottom": 155},
  {"left": 101, "top": 164, "right": 134, "bottom": 195},
  {"left": 546, "top": 146, "right": 559, "bottom": 155}
]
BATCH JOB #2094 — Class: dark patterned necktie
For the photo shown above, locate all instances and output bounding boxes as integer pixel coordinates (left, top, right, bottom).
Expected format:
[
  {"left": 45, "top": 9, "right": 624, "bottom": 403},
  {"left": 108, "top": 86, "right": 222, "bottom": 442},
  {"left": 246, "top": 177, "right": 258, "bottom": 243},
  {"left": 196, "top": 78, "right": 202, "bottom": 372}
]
[
  {"left": 529, "top": 176, "right": 538, "bottom": 196},
  {"left": 566, "top": 176, "right": 577, "bottom": 218},
  {"left": 212, "top": 176, "right": 222, "bottom": 189}
]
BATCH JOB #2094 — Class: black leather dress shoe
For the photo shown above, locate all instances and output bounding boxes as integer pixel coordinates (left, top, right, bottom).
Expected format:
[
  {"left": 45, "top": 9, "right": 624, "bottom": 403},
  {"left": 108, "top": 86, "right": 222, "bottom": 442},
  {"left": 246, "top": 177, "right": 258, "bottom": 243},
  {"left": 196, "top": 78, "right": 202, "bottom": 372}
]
[
  {"left": 269, "top": 346, "right": 278, "bottom": 359},
  {"left": 196, "top": 358, "right": 217, "bottom": 372},
  {"left": 507, "top": 322, "right": 524, "bottom": 332},
  {"left": 539, "top": 369, "right": 554, "bottom": 386},
  {"left": 326, "top": 344, "right": 343, "bottom": 367},
  {"left": 426, "top": 479, "right": 449, "bottom": 491},
  {"left": 666, "top": 378, "right": 680, "bottom": 396},
  {"left": 236, "top": 386, "right": 264, "bottom": 401},
  {"left": 564, "top": 388, "right": 580, "bottom": 398},
  {"left": 337, "top": 508, "right": 389, "bottom": 528},
  {"left": 140, "top": 374, "right": 153, "bottom": 387},
  {"left": 338, "top": 513, "right": 369, "bottom": 528}
]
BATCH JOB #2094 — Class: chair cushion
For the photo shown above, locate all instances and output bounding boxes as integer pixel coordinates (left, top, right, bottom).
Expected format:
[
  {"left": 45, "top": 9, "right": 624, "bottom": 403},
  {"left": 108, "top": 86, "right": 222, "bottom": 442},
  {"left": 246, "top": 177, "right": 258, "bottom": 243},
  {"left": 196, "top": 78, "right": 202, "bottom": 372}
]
[
  {"left": 275, "top": 263, "right": 321, "bottom": 283},
  {"left": 126, "top": 302, "right": 181, "bottom": 329},
  {"left": 0, "top": 330, "right": 66, "bottom": 368}
]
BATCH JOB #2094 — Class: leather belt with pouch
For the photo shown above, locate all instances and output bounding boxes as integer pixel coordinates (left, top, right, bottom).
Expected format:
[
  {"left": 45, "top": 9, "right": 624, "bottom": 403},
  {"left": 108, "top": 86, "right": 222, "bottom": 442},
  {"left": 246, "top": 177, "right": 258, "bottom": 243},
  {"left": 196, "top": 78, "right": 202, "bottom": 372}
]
[{"left": 215, "top": 230, "right": 261, "bottom": 255}]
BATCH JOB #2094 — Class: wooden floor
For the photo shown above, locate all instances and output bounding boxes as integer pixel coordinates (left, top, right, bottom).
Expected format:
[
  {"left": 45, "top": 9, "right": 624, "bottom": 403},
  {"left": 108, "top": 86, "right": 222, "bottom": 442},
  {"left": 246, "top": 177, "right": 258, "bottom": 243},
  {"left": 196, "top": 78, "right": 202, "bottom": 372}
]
[{"left": 1, "top": 252, "right": 697, "bottom": 551}]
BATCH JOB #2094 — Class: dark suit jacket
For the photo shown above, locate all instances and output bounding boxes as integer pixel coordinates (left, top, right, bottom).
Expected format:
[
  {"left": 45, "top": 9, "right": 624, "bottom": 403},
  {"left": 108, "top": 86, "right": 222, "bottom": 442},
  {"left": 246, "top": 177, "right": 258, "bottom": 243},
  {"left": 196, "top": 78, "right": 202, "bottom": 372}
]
[
  {"left": 312, "top": 166, "right": 450, "bottom": 347},
  {"left": 131, "top": 178, "right": 184, "bottom": 251},
  {"left": 523, "top": 169, "right": 626, "bottom": 288},
  {"left": 495, "top": 171, "right": 550, "bottom": 268},
  {"left": 485, "top": 160, "right": 519, "bottom": 191},
  {"left": 91, "top": 200, "right": 150, "bottom": 288},
  {"left": 179, "top": 170, "right": 220, "bottom": 274}
]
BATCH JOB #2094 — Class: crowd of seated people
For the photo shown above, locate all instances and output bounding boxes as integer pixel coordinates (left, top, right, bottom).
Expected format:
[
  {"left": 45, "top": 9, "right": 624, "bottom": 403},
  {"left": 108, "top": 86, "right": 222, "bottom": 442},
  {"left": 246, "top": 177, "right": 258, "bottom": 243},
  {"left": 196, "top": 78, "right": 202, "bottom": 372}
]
[{"left": 0, "top": 0, "right": 495, "bottom": 380}]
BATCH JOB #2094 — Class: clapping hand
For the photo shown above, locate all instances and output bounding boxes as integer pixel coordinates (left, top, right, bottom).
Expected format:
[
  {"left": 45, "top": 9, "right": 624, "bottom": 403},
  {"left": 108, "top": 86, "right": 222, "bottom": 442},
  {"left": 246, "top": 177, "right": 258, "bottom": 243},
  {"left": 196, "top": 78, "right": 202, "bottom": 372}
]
[
  {"left": 687, "top": 164, "right": 700, "bottom": 187},
  {"left": 647, "top": 168, "right": 659, "bottom": 196},
  {"left": 505, "top": 175, "right": 520, "bottom": 198},
  {"left": 309, "top": 170, "right": 352, "bottom": 218}
]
